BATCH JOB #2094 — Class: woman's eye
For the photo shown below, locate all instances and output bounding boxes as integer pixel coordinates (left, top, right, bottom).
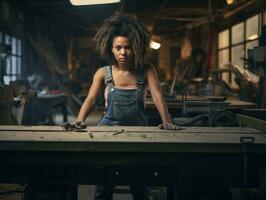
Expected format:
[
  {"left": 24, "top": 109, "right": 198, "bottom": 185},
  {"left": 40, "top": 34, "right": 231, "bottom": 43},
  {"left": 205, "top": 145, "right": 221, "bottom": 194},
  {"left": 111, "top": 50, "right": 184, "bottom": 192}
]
[{"left": 114, "top": 46, "right": 131, "bottom": 51}]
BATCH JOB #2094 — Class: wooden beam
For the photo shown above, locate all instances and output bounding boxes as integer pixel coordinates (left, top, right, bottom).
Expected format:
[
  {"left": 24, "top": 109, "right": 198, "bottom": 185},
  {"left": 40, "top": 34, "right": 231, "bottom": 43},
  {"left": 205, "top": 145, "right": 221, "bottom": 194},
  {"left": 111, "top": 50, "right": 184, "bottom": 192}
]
[
  {"left": 223, "top": 0, "right": 263, "bottom": 18},
  {"left": 160, "top": 16, "right": 199, "bottom": 22},
  {"left": 136, "top": 7, "right": 223, "bottom": 17},
  {"left": 53, "top": 14, "right": 93, "bottom": 33},
  {"left": 147, "top": 0, "right": 168, "bottom": 33},
  {"left": 185, "top": 15, "right": 220, "bottom": 29}
]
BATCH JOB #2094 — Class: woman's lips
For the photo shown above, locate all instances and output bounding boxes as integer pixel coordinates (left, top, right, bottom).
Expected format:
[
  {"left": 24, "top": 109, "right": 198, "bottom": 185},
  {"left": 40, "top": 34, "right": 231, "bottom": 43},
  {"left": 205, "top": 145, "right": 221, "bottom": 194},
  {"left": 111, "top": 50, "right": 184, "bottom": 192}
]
[{"left": 119, "top": 58, "right": 127, "bottom": 61}]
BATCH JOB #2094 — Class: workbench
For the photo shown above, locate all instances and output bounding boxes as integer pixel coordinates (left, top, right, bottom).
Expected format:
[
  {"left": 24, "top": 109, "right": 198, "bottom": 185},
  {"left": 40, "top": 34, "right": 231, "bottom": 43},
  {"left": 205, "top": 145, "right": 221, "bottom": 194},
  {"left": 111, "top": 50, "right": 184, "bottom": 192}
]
[
  {"left": 145, "top": 96, "right": 256, "bottom": 110},
  {"left": 0, "top": 126, "right": 265, "bottom": 199},
  {"left": 145, "top": 96, "right": 257, "bottom": 125}
]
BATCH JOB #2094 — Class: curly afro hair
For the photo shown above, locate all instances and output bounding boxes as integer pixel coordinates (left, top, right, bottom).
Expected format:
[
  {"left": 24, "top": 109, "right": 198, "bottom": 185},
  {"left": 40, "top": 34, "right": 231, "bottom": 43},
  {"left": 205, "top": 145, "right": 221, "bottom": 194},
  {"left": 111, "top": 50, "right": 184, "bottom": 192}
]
[{"left": 94, "top": 12, "right": 151, "bottom": 68}]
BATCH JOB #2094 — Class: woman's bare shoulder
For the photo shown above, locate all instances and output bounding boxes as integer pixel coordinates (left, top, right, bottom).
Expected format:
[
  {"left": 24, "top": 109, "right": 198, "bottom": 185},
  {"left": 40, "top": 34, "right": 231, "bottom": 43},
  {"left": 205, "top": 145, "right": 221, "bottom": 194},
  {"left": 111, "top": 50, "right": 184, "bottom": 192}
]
[
  {"left": 143, "top": 63, "right": 156, "bottom": 74},
  {"left": 142, "top": 63, "right": 157, "bottom": 86},
  {"left": 93, "top": 66, "right": 106, "bottom": 80}
]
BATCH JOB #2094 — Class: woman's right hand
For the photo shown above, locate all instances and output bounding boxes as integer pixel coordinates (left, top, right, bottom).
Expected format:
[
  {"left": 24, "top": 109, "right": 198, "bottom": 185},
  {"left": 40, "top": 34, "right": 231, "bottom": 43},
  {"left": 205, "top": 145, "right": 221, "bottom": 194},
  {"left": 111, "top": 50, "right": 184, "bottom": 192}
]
[{"left": 61, "top": 121, "right": 87, "bottom": 131}]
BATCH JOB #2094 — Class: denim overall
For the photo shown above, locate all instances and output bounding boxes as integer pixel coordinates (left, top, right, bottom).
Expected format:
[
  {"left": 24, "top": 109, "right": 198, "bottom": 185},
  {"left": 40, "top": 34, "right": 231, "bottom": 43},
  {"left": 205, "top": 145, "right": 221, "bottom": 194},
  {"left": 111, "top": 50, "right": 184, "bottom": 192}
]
[
  {"left": 94, "top": 66, "right": 150, "bottom": 200},
  {"left": 98, "top": 65, "right": 148, "bottom": 126}
]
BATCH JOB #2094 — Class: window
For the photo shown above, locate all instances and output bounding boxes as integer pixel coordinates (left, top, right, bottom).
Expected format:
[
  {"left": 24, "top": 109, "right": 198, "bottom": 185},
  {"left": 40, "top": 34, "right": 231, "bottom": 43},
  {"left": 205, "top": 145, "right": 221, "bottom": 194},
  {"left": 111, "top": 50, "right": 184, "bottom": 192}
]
[
  {"left": 232, "top": 22, "right": 244, "bottom": 45},
  {"left": 218, "top": 30, "right": 229, "bottom": 48},
  {"left": 218, "top": 29, "right": 230, "bottom": 81},
  {"left": 231, "top": 45, "right": 244, "bottom": 66},
  {"left": 217, "top": 12, "right": 263, "bottom": 89},
  {"left": 218, "top": 49, "right": 230, "bottom": 82},
  {"left": 218, "top": 49, "right": 229, "bottom": 66},
  {"left": 246, "top": 15, "right": 259, "bottom": 40},
  {"left": 0, "top": 31, "right": 22, "bottom": 84}
]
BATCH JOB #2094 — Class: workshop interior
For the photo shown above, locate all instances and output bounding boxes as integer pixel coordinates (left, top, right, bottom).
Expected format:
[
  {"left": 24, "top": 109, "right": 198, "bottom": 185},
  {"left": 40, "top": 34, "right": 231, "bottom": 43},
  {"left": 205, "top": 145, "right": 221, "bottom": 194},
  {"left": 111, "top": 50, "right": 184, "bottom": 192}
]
[{"left": 0, "top": 0, "right": 266, "bottom": 200}]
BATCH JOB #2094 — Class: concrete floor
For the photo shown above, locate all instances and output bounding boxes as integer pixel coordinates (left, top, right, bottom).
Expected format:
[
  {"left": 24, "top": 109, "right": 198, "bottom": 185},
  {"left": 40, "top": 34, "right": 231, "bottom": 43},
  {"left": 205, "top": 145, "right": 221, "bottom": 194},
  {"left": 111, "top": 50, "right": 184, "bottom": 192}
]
[
  {"left": 78, "top": 185, "right": 137, "bottom": 200},
  {"left": 0, "top": 184, "right": 258, "bottom": 200}
]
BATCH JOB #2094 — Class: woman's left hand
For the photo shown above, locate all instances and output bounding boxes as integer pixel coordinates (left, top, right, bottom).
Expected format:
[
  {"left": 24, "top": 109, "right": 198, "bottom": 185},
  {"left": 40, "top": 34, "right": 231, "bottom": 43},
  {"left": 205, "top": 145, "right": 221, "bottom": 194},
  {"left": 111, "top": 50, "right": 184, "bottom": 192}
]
[{"left": 158, "top": 123, "right": 185, "bottom": 130}]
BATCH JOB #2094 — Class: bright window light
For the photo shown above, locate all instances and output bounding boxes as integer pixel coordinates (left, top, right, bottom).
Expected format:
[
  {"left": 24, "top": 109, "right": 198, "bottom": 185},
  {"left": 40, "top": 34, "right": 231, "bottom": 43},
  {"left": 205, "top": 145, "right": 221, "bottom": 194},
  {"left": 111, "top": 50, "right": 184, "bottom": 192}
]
[
  {"left": 150, "top": 41, "right": 161, "bottom": 50},
  {"left": 70, "top": 0, "right": 120, "bottom": 6},
  {"left": 248, "top": 34, "right": 258, "bottom": 40}
]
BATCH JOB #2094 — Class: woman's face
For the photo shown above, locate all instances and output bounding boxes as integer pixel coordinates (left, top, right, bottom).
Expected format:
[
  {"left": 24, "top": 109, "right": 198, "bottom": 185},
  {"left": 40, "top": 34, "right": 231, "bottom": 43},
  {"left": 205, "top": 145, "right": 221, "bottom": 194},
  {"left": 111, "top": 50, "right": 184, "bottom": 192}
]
[{"left": 112, "top": 36, "right": 134, "bottom": 66}]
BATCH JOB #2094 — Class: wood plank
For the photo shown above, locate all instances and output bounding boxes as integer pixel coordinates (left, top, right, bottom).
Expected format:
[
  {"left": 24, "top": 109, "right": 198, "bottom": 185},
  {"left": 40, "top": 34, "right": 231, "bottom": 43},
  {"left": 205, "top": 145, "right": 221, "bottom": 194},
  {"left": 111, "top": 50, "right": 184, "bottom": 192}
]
[
  {"left": 0, "top": 127, "right": 264, "bottom": 145},
  {"left": 237, "top": 114, "right": 266, "bottom": 132},
  {"left": 1, "top": 126, "right": 265, "bottom": 153},
  {"left": 0, "top": 125, "right": 262, "bottom": 134},
  {"left": 0, "top": 130, "right": 265, "bottom": 143}
]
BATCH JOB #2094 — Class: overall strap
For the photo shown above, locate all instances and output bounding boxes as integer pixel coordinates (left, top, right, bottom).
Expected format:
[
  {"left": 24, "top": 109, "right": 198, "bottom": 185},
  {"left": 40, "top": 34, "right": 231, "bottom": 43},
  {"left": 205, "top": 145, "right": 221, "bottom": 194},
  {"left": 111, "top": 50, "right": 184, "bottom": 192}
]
[
  {"left": 136, "top": 67, "right": 144, "bottom": 88},
  {"left": 104, "top": 66, "right": 114, "bottom": 88},
  {"left": 136, "top": 66, "right": 145, "bottom": 103}
]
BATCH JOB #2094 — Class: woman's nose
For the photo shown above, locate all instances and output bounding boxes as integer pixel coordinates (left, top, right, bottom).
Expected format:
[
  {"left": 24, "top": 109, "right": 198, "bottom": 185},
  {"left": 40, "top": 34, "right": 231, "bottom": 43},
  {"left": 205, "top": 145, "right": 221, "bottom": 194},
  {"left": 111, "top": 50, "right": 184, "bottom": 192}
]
[{"left": 120, "top": 48, "right": 126, "bottom": 54}]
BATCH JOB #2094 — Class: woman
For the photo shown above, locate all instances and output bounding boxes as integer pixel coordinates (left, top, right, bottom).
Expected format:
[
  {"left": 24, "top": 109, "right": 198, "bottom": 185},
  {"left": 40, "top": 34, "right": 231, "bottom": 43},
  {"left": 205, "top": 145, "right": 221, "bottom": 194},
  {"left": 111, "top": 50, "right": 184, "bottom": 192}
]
[
  {"left": 75, "top": 13, "right": 181, "bottom": 200},
  {"left": 76, "top": 13, "right": 180, "bottom": 130}
]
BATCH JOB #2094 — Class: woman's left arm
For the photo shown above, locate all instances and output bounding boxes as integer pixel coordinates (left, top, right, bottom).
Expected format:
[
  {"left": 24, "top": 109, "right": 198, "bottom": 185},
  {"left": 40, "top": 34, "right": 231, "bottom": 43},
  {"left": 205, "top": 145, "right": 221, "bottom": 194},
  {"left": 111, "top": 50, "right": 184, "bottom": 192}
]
[{"left": 146, "top": 65, "right": 183, "bottom": 130}]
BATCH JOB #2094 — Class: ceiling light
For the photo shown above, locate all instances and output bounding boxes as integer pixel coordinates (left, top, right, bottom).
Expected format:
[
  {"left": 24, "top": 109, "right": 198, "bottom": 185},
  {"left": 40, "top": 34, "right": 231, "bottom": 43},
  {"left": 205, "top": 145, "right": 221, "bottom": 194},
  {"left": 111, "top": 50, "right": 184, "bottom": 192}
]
[
  {"left": 226, "top": 0, "right": 234, "bottom": 5},
  {"left": 150, "top": 41, "right": 161, "bottom": 50},
  {"left": 69, "top": 0, "right": 120, "bottom": 6}
]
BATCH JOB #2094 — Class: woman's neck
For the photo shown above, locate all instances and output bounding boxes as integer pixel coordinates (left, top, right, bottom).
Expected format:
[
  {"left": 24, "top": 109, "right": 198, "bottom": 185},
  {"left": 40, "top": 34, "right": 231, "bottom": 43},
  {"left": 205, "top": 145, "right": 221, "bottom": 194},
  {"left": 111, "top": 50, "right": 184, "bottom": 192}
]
[{"left": 113, "top": 64, "right": 134, "bottom": 72}]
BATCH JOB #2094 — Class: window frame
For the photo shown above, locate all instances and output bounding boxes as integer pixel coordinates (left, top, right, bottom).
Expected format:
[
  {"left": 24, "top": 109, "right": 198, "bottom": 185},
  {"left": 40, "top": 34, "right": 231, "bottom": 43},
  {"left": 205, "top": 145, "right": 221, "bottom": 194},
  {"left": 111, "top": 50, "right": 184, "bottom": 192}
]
[
  {"left": 217, "top": 12, "right": 264, "bottom": 87},
  {"left": 0, "top": 31, "right": 22, "bottom": 84}
]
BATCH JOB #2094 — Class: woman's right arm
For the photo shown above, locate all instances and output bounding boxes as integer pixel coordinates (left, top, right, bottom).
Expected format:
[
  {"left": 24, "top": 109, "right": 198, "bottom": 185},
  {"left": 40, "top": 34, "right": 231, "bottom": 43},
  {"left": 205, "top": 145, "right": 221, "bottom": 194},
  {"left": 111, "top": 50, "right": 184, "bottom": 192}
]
[{"left": 76, "top": 67, "right": 105, "bottom": 122}]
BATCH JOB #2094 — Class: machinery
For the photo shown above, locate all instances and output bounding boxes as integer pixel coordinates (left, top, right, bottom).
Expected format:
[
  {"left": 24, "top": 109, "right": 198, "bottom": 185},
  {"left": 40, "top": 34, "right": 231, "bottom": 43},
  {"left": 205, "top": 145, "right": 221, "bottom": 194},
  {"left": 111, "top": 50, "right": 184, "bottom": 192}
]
[{"left": 247, "top": 45, "right": 266, "bottom": 108}]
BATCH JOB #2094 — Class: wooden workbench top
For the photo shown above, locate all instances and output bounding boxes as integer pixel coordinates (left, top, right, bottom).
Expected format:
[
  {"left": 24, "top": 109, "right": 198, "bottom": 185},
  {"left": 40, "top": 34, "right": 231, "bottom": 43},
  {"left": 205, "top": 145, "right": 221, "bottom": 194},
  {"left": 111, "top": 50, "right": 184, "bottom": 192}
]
[{"left": 0, "top": 126, "right": 265, "bottom": 153}]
